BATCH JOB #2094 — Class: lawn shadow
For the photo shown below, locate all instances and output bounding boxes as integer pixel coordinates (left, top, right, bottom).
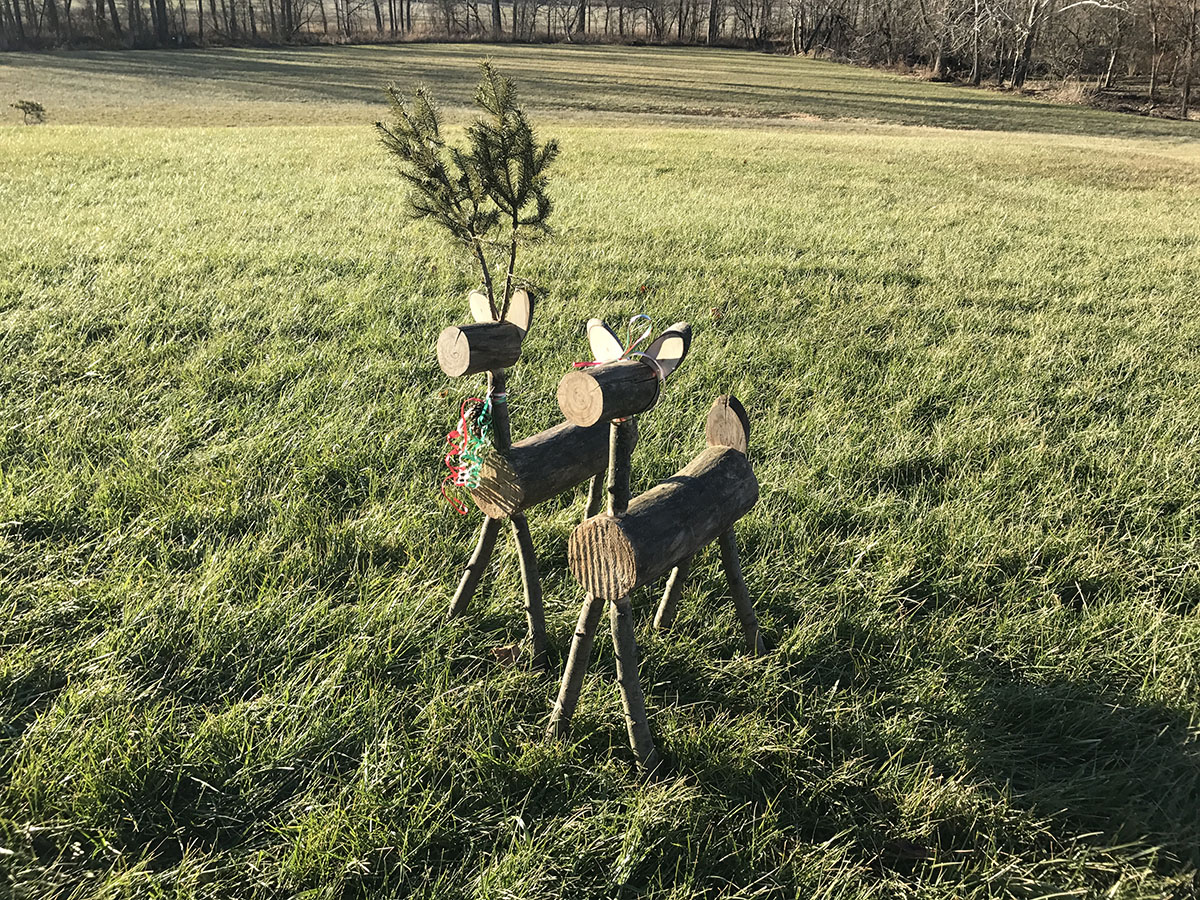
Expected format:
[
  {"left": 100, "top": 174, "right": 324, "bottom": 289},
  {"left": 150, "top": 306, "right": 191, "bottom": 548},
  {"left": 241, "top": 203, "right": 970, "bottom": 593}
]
[
  {"left": 638, "top": 574, "right": 1200, "bottom": 882},
  {"left": 6, "top": 45, "right": 1198, "bottom": 138},
  {"left": 954, "top": 661, "right": 1200, "bottom": 869}
]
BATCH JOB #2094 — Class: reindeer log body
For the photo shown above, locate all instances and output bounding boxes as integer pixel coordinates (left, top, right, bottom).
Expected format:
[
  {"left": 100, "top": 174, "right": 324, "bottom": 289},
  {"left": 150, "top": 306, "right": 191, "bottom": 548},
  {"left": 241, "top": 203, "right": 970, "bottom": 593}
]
[
  {"left": 470, "top": 419, "right": 627, "bottom": 519},
  {"left": 568, "top": 446, "right": 758, "bottom": 600},
  {"left": 550, "top": 390, "right": 766, "bottom": 769}
]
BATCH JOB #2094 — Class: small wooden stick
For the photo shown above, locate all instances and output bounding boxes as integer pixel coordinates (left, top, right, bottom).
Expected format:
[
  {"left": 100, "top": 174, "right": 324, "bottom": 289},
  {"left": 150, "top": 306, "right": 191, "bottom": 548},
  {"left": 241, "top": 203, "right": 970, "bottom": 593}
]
[
  {"left": 607, "top": 418, "right": 636, "bottom": 517},
  {"left": 546, "top": 591, "right": 606, "bottom": 738},
  {"left": 653, "top": 555, "right": 693, "bottom": 630},
  {"left": 488, "top": 369, "right": 512, "bottom": 452},
  {"left": 447, "top": 516, "right": 502, "bottom": 617},
  {"left": 718, "top": 529, "right": 766, "bottom": 655},
  {"left": 511, "top": 513, "right": 548, "bottom": 671},
  {"left": 583, "top": 472, "right": 605, "bottom": 520},
  {"left": 610, "top": 595, "right": 662, "bottom": 772}
]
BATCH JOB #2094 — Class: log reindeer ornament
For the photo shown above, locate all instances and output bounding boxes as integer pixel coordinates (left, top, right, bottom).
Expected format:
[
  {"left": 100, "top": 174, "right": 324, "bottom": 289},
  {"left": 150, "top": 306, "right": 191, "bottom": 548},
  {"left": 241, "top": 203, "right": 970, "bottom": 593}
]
[
  {"left": 438, "top": 289, "right": 617, "bottom": 671},
  {"left": 379, "top": 62, "right": 568, "bottom": 666},
  {"left": 550, "top": 389, "right": 766, "bottom": 773},
  {"left": 545, "top": 318, "right": 695, "bottom": 758}
]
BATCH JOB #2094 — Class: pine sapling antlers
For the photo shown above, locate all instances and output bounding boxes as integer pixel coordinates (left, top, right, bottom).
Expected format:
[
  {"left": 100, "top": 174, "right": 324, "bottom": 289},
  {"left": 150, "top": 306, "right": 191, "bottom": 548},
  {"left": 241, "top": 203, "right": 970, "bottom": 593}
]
[{"left": 376, "top": 61, "right": 557, "bottom": 323}]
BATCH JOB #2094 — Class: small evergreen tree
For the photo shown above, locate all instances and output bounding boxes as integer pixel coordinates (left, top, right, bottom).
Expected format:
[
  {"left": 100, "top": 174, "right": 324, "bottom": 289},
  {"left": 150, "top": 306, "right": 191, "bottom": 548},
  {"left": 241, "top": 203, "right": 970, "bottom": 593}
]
[{"left": 376, "top": 62, "right": 558, "bottom": 321}]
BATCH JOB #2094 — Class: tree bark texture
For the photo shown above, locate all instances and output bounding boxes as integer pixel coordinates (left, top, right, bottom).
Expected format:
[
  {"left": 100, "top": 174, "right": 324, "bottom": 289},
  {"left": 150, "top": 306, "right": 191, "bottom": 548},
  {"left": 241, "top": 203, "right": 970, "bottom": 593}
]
[
  {"left": 569, "top": 446, "right": 758, "bottom": 600},
  {"left": 437, "top": 322, "right": 523, "bottom": 378},
  {"left": 610, "top": 595, "right": 662, "bottom": 772},
  {"left": 718, "top": 529, "right": 766, "bottom": 655},
  {"left": 546, "top": 591, "right": 605, "bottom": 737},
  {"left": 557, "top": 359, "right": 660, "bottom": 428},
  {"left": 511, "top": 513, "right": 548, "bottom": 670},
  {"left": 653, "top": 555, "right": 692, "bottom": 630},
  {"left": 470, "top": 420, "right": 614, "bottom": 519}
]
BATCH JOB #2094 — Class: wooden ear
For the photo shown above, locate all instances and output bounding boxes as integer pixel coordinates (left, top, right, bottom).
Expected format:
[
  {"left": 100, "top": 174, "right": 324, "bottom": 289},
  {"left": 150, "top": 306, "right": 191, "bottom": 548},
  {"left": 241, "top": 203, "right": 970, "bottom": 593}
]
[
  {"left": 705, "top": 395, "right": 750, "bottom": 453},
  {"left": 643, "top": 322, "right": 691, "bottom": 379},
  {"left": 503, "top": 288, "right": 534, "bottom": 336},
  {"left": 469, "top": 289, "right": 496, "bottom": 323},
  {"left": 587, "top": 318, "right": 625, "bottom": 364}
]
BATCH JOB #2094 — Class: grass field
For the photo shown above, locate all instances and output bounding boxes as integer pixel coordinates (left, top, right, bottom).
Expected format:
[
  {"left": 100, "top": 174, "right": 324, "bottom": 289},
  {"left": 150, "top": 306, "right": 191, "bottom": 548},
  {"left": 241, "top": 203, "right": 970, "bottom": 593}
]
[
  {"left": 3, "top": 42, "right": 1198, "bottom": 136},
  {"left": 2, "top": 44, "right": 1200, "bottom": 899}
]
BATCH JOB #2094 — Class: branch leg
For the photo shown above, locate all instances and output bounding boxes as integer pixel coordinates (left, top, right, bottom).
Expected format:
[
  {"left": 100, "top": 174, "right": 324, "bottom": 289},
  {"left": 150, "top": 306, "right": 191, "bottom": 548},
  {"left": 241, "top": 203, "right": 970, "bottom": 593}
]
[
  {"left": 718, "top": 529, "right": 766, "bottom": 655},
  {"left": 510, "top": 513, "right": 548, "bottom": 671},
  {"left": 653, "top": 555, "right": 693, "bottom": 630},
  {"left": 546, "top": 592, "right": 605, "bottom": 738},
  {"left": 447, "top": 516, "right": 502, "bottom": 617},
  {"left": 610, "top": 595, "right": 662, "bottom": 773}
]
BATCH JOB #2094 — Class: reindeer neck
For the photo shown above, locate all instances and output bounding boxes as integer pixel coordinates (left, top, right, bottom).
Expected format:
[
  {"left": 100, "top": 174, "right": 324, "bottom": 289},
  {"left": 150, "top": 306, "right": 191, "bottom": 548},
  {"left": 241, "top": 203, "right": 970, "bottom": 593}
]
[
  {"left": 606, "top": 418, "right": 636, "bottom": 518},
  {"left": 487, "top": 369, "right": 512, "bottom": 453}
]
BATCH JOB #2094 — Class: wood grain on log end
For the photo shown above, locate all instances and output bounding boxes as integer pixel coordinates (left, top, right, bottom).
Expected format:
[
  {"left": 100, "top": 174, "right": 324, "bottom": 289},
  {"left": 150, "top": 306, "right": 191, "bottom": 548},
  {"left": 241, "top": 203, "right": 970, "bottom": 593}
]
[
  {"left": 471, "top": 453, "right": 522, "bottom": 519},
  {"left": 557, "top": 359, "right": 660, "bottom": 426},
  {"left": 568, "top": 515, "right": 638, "bottom": 600},
  {"left": 705, "top": 395, "right": 751, "bottom": 453},
  {"left": 437, "top": 322, "right": 523, "bottom": 378}
]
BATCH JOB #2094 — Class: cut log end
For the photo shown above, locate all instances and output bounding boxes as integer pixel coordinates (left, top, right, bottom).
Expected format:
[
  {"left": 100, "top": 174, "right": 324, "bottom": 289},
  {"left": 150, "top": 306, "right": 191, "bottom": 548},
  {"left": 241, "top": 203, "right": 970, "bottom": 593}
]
[
  {"left": 557, "top": 370, "right": 606, "bottom": 427},
  {"left": 471, "top": 453, "right": 522, "bottom": 519},
  {"left": 705, "top": 395, "right": 750, "bottom": 453},
  {"left": 437, "top": 322, "right": 523, "bottom": 378},
  {"left": 568, "top": 515, "right": 638, "bottom": 599}
]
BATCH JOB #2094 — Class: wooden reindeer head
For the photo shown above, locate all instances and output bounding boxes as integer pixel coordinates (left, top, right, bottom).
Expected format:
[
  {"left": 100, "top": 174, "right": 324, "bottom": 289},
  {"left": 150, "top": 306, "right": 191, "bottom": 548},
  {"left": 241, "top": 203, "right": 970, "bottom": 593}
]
[
  {"left": 436, "top": 289, "right": 535, "bottom": 378},
  {"left": 556, "top": 318, "right": 692, "bottom": 427}
]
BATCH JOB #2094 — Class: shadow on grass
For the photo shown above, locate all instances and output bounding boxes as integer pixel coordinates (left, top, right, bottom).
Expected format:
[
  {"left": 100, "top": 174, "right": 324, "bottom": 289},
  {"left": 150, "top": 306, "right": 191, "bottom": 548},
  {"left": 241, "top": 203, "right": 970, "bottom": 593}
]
[
  {"left": 641, "top": 585, "right": 1200, "bottom": 883},
  {"left": 6, "top": 44, "right": 1198, "bottom": 138}
]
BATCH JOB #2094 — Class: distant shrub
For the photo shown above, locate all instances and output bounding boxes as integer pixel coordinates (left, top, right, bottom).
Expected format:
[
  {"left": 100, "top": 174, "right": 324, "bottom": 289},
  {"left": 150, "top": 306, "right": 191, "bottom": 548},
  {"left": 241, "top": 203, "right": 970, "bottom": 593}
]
[
  {"left": 11, "top": 100, "right": 46, "bottom": 124},
  {"left": 1043, "top": 79, "right": 1097, "bottom": 106}
]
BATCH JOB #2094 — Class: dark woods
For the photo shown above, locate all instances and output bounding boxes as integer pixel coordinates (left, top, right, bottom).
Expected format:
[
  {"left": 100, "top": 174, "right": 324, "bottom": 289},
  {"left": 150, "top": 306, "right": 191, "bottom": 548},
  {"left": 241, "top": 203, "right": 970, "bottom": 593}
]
[{"left": 3, "top": 0, "right": 1196, "bottom": 116}]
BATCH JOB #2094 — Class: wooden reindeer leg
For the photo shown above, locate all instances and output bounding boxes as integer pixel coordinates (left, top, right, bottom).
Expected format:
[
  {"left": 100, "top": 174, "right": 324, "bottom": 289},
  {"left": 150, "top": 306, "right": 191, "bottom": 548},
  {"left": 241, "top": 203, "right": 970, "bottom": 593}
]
[
  {"left": 583, "top": 472, "right": 604, "bottom": 520},
  {"left": 610, "top": 595, "right": 662, "bottom": 773},
  {"left": 447, "top": 516, "right": 502, "bottom": 617},
  {"left": 653, "top": 555, "right": 693, "bottom": 630},
  {"left": 546, "top": 591, "right": 606, "bottom": 738},
  {"left": 510, "top": 512, "right": 548, "bottom": 671},
  {"left": 718, "top": 529, "right": 766, "bottom": 656}
]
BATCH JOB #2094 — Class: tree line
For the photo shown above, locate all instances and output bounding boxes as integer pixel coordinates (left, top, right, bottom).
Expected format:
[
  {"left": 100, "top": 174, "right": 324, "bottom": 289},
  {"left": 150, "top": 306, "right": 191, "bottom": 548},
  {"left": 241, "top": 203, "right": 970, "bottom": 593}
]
[{"left": 2, "top": 0, "right": 1196, "bottom": 116}]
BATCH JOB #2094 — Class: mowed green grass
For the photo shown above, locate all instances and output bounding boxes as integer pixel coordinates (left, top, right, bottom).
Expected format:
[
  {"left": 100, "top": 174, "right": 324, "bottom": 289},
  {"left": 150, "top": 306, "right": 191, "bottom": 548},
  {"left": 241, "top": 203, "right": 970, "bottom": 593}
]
[
  {"left": 2, "top": 46, "right": 1200, "bottom": 899},
  {"left": 3, "top": 42, "right": 1199, "bottom": 136}
]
